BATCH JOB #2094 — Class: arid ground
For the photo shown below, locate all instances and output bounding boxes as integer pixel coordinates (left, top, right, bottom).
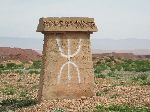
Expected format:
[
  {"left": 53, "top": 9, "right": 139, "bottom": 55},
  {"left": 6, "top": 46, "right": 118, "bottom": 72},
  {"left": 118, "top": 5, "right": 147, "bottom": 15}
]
[{"left": 0, "top": 57, "right": 150, "bottom": 112}]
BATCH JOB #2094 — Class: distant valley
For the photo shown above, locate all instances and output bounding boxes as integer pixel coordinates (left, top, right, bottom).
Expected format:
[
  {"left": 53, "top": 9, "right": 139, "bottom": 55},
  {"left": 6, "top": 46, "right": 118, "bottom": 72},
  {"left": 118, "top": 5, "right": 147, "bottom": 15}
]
[{"left": 0, "top": 37, "right": 150, "bottom": 55}]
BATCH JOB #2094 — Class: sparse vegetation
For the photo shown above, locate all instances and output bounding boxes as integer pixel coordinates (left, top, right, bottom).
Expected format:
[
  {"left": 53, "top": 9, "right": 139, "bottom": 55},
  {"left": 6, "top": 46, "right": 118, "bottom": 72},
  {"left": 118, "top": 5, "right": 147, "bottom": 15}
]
[
  {"left": 52, "top": 108, "right": 65, "bottom": 112},
  {"left": 28, "top": 69, "right": 40, "bottom": 74},
  {"left": 0, "top": 99, "right": 36, "bottom": 111},
  {"left": 19, "top": 90, "right": 28, "bottom": 97},
  {"left": 94, "top": 57, "right": 150, "bottom": 86},
  {"left": 96, "top": 91, "right": 101, "bottom": 96},
  {"left": 94, "top": 104, "right": 150, "bottom": 112},
  {"left": 95, "top": 58, "right": 150, "bottom": 73},
  {"left": 95, "top": 73, "right": 106, "bottom": 78},
  {"left": 131, "top": 73, "right": 150, "bottom": 85},
  {"left": 0, "top": 61, "right": 42, "bottom": 74},
  {"left": 28, "top": 60, "right": 42, "bottom": 69},
  {"left": 0, "top": 86, "right": 16, "bottom": 95},
  {"left": 0, "top": 57, "right": 150, "bottom": 111}
]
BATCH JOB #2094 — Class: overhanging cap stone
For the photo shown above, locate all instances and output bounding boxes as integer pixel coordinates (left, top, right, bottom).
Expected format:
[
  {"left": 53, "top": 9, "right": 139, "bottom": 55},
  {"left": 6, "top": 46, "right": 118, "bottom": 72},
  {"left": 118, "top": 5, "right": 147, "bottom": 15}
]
[{"left": 37, "top": 17, "right": 98, "bottom": 32}]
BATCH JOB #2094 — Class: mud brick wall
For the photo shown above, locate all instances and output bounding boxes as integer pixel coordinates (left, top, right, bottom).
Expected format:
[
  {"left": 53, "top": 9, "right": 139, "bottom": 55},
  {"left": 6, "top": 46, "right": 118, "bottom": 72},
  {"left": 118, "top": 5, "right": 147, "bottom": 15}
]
[{"left": 37, "top": 17, "right": 98, "bottom": 101}]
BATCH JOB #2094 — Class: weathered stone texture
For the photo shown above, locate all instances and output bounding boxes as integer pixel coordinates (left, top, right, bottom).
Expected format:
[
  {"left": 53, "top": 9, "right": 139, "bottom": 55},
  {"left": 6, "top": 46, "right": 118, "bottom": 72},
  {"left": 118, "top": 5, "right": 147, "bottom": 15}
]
[
  {"left": 37, "top": 17, "right": 98, "bottom": 101},
  {"left": 37, "top": 17, "right": 98, "bottom": 32}
]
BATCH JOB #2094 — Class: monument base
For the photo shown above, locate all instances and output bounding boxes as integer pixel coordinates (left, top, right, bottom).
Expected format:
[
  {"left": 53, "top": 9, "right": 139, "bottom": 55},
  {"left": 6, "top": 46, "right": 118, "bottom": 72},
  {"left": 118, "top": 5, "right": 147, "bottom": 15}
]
[
  {"left": 38, "top": 32, "right": 94, "bottom": 101},
  {"left": 40, "top": 83, "right": 94, "bottom": 100}
]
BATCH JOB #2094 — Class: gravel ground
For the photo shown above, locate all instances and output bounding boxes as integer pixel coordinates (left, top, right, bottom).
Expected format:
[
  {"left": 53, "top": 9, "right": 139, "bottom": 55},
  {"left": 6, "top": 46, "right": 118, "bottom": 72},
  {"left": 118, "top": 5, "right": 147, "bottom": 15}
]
[{"left": 0, "top": 73, "right": 150, "bottom": 112}]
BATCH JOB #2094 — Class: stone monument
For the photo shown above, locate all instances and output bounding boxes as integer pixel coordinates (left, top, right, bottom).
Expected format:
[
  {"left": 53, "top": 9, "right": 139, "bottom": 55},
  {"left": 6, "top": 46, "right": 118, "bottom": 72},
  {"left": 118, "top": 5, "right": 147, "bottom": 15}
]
[{"left": 37, "top": 17, "right": 98, "bottom": 101}]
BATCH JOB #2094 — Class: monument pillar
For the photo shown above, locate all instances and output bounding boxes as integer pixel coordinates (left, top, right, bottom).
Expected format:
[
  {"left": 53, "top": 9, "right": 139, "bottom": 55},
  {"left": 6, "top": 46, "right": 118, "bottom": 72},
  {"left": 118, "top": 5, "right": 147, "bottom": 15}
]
[{"left": 37, "top": 17, "right": 98, "bottom": 101}]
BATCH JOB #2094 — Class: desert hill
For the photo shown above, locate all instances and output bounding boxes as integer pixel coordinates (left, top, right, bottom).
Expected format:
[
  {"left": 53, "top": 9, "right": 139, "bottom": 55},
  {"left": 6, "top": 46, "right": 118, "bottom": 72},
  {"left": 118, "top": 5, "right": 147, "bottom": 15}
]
[
  {"left": 0, "top": 47, "right": 150, "bottom": 63},
  {"left": 92, "top": 52, "right": 150, "bottom": 60},
  {"left": 0, "top": 47, "right": 42, "bottom": 62}
]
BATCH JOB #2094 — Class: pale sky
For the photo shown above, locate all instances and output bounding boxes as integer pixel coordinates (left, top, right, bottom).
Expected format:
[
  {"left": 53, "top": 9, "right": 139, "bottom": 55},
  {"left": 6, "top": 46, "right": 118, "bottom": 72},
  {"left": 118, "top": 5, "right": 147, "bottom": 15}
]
[{"left": 0, "top": 0, "right": 150, "bottom": 39}]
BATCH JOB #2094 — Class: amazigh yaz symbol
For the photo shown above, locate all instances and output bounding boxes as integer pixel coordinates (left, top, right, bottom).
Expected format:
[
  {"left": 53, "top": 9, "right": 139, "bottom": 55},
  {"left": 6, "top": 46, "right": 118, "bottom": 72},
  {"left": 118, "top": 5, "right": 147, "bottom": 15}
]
[{"left": 56, "top": 34, "right": 82, "bottom": 84}]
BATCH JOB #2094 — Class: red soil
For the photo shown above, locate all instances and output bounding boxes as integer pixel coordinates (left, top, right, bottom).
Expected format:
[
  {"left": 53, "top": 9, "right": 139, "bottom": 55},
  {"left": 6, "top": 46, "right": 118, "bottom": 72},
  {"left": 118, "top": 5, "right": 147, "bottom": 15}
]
[{"left": 0, "top": 47, "right": 42, "bottom": 62}]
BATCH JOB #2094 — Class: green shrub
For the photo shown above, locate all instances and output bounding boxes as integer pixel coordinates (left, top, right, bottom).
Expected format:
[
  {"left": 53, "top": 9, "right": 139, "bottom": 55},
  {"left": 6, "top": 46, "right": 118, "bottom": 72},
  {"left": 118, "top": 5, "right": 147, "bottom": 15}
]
[
  {"left": 0, "top": 70, "right": 2, "bottom": 74},
  {"left": 2, "top": 70, "right": 11, "bottom": 74},
  {"left": 0, "top": 64, "right": 5, "bottom": 69},
  {"left": 6, "top": 63, "right": 17, "bottom": 69},
  {"left": 96, "top": 60, "right": 102, "bottom": 65},
  {"left": 132, "top": 74, "right": 148, "bottom": 82},
  {"left": 139, "top": 74, "right": 148, "bottom": 80},
  {"left": 102, "top": 88, "right": 111, "bottom": 93},
  {"left": 94, "top": 64, "right": 108, "bottom": 73},
  {"left": 4, "top": 63, "right": 24, "bottom": 70},
  {"left": 28, "top": 70, "right": 40, "bottom": 74},
  {"left": 0, "top": 99, "right": 36, "bottom": 108},
  {"left": 1, "top": 86, "right": 16, "bottom": 95},
  {"left": 52, "top": 108, "right": 65, "bottom": 112},
  {"left": 141, "top": 80, "right": 150, "bottom": 86},
  {"left": 95, "top": 73, "right": 105, "bottom": 78},
  {"left": 94, "top": 104, "right": 150, "bottom": 112},
  {"left": 110, "top": 94, "right": 120, "bottom": 99},
  {"left": 115, "top": 65, "right": 122, "bottom": 71},
  {"left": 94, "top": 105, "right": 106, "bottom": 112},
  {"left": 29, "top": 61, "right": 42, "bottom": 69},
  {"left": 107, "top": 72, "right": 115, "bottom": 77},
  {"left": 19, "top": 90, "right": 28, "bottom": 97},
  {"left": 96, "top": 92, "right": 102, "bottom": 96},
  {"left": 15, "top": 70, "right": 24, "bottom": 74},
  {"left": 17, "top": 64, "right": 24, "bottom": 69},
  {"left": 95, "top": 59, "right": 150, "bottom": 73}
]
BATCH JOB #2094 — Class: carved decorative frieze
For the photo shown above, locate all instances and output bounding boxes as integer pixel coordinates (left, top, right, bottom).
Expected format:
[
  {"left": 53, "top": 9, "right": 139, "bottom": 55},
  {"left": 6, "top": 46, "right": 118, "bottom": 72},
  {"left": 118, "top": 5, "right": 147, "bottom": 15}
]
[{"left": 37, "top": 17, "right": 98, "bottom": 32}]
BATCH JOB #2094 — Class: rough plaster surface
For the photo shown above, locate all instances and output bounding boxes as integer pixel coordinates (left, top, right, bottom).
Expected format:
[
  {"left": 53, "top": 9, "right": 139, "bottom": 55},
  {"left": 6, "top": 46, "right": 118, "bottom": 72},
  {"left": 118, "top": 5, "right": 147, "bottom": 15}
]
[
  {"left": 37, "top": 17, "right": 98, "bottom": 32},
  {"left": 38, "top": 32, "right": 94, "bottom": 100},
  {"left": 37, "top": 17, "right": 97, "bottom": 101}
]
